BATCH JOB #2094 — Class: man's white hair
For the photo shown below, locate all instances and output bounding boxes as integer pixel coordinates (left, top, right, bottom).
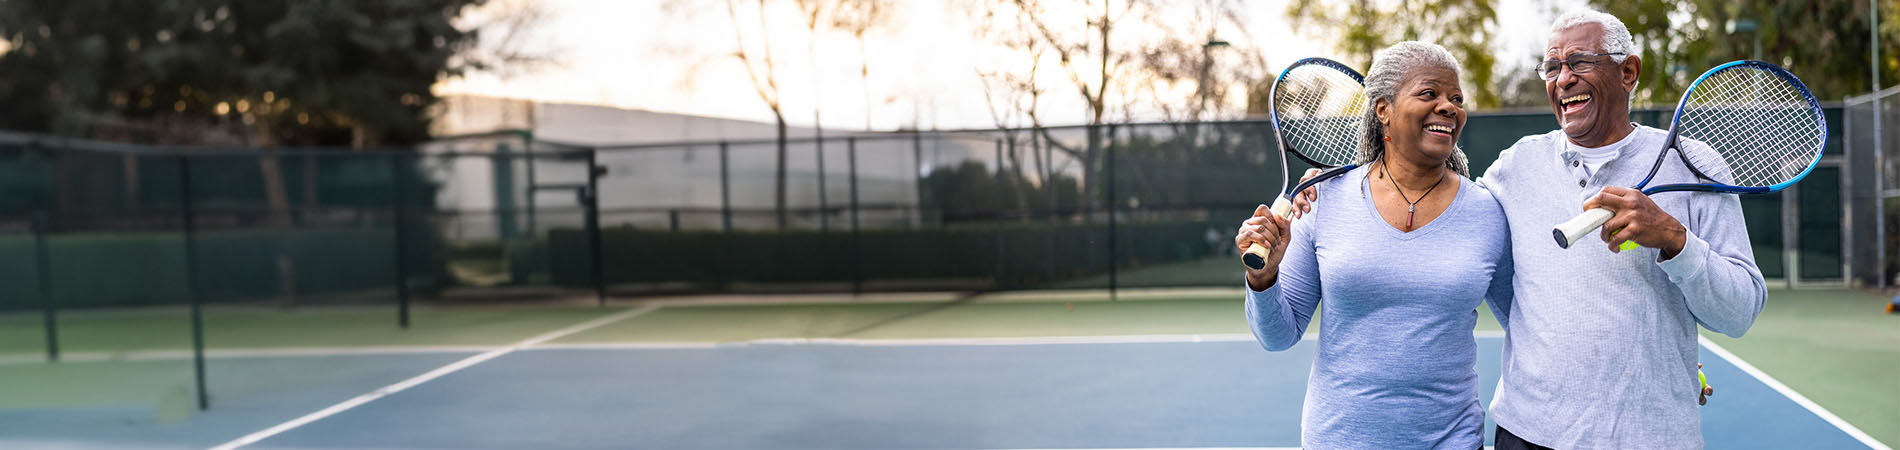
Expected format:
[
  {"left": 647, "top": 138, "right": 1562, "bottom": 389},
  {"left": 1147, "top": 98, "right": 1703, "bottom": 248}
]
[{"left": 1550, "top": 9, "right": 1636, "bottom": 62}]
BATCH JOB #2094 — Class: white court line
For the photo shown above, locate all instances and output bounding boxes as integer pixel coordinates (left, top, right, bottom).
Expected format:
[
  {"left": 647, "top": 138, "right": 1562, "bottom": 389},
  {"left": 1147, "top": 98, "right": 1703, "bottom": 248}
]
[
  {"left": 988, "top": 448, "right": 1300, "bottom": 450},
  {"left": 534, "top": 330, "right": 1506, "bottom": 349},
  {"left": 205, "top": 305, "right": 659, "bottom": 450},
  {"left": 1699, "top": 336, "right": 1892, "bottom": 450},
  {"left": 0, "top": 346, "right": 493, "bottom": 366}
]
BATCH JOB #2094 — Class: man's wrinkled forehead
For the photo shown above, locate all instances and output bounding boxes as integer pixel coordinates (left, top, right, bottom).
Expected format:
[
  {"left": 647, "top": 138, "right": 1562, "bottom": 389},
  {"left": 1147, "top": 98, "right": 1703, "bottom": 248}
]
[{"left": 1546, "top": 23, "right": 1605, "bottom": 58}]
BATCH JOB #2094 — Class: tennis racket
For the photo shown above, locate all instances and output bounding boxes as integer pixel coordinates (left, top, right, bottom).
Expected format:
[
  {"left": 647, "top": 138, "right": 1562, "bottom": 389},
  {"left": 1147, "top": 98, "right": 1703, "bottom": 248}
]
[
  {"left": 1552, "top": 60, "right": 1825, "bottom": 249},
  {"left": 1244, "top": 57, "right": 1367, "bottom": 270}
]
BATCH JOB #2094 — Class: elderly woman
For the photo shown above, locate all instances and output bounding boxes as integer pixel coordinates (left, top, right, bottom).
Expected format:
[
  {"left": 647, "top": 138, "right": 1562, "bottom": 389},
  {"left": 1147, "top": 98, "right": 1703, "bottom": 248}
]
[{"left": 1235, "top": 41, "right": 1512, "bottom": 449}]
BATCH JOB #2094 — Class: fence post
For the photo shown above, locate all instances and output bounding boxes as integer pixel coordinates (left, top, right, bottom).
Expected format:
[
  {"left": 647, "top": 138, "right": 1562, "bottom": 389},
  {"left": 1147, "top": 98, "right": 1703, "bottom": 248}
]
[
  {"left": 1105, "top": 124, "right": 1118, "bottom": 301},
  {"left": 818, "top": 136, "right": 828, "bottom": 233},
  {"left": 1874, "top": 1, "right": 1886, "bottom": 290},
  {"left": 389, "top": 153, "right": 410, "bottom": 329},
  {"left": 994, "top": 138, "right": 1007, "bottom": 288},
  {"left": 1041, "top": 129, "right": 1054, "bottom": 283},
  {"left": 32, "top": 210, "right": 57, "bottom": 362},
  {"left": 912, "top": 132, "right": 924, "bottom": 228},
  {"left": 1784, "top": 186, "right": 1798, "bottom": 288},
  {"left": 717, "top": 142, "right": 732, "bottom": 291},
  {"left": 817, "top": 137, "right": 829, "bottom": 279},
  {"left": 493, "top": 144, "right": 517, "bottom": 240},
  {"left": 586, "top": 149, "right": 606, "bottom": 306},
  {"left": 720, "top": 142, "right": 732, "bottom": 232},
  {"left": 850, "top": 137, "right": 861, "bottom": 295},
  {"left": 178, "top": 156, "right": 209, "bottom": 410}
]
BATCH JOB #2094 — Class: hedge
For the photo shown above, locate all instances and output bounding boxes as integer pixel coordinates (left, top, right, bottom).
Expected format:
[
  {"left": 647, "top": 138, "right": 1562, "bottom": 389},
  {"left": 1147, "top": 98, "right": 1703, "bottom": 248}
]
[
  {"left": 0, "top": 226, "right": 438, "bottom": 310},
  {"left": 544, "top": 220, "right": 1224, "bottom": 290}
]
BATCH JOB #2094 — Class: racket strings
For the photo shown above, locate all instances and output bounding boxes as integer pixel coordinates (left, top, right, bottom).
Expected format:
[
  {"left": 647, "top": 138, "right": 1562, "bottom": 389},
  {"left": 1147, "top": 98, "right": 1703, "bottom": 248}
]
[
  {"left": 1677, "top": 68, "right": 1823, "bottom": 188},
  {"left": 1273, "top": 66, "right": 1366, "bottom": 167}
]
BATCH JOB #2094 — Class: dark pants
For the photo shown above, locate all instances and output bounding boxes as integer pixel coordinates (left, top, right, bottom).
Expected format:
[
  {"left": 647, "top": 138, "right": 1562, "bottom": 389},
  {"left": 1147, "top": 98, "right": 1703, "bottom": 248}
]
[{"left": 1495, "top": 425, "right": 1556, "bottom": 450}]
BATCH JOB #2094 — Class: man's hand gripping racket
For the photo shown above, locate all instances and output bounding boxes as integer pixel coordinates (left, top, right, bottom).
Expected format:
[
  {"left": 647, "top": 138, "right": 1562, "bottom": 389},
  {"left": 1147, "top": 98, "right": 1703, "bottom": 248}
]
[{"left": 1552, "top": 60, "right": 1826, "bottom": 250}]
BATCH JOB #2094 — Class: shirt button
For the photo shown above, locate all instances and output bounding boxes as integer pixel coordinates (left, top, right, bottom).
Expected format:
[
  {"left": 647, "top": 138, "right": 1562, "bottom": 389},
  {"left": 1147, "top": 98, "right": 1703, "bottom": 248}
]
[
  {"left": 1572, "top": 161, "right": 1580, "bottom": 167},
  {"left": 1578, "top": 180, "right": 1587, "bottom": 187}
]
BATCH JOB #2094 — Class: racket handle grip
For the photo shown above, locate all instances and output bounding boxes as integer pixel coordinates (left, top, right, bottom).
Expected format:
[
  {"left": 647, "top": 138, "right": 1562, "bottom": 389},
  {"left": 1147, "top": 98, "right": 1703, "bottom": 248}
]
[
  {"left": 1269, "top": 196, "right": 1296, "bottom": 218},
  {"left": 1242, "top": 197, "right": 1297, "bottom": 270},
  {"left": 1243, "top": 243, "right": 1268, "bottom": 270},
  {"left": 1552, "top": 207, "right": 1615, "bottom": 249}
]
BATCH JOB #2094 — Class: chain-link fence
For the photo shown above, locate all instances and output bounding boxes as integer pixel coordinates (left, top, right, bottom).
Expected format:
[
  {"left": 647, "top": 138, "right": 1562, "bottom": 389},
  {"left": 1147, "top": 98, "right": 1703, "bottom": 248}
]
[
  {"left": 0, "top": 108, "right": 1861, "bottom": 311},
  {"left": 1845, "top": 86, "right": 1899, "bottom": 290},
  {"left": 0, "top": 109, "right": 1863, "bottom": 412}
]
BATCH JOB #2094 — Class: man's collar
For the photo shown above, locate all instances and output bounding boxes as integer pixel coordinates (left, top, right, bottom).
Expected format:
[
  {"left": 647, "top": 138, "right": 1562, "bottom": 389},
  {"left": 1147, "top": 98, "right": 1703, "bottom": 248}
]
[{"left": 1560, "top": 122, "right": 1643, "bottom": 155}]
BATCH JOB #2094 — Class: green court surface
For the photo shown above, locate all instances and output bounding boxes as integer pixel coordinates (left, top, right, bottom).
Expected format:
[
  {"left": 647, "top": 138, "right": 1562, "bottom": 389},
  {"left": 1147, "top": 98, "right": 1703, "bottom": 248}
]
[
  {"left": 1697, "top": 288, "right": 1900, "bottom": 447},
  {"left": 0, "top": 288, "right": 1891, "bottom": 447}
]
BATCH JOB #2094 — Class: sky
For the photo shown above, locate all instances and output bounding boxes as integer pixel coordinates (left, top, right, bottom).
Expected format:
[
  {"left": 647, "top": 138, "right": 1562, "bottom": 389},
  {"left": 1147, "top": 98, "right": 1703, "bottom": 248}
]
[{"left": 436, "top": 0, "right": 1585, "bottom": 132}]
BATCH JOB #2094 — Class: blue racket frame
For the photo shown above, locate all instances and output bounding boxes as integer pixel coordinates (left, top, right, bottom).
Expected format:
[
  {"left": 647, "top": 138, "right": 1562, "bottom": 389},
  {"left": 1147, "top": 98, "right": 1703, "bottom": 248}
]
[{"left": 1639, "top": 60, "right": 1827, "bottom": 195}]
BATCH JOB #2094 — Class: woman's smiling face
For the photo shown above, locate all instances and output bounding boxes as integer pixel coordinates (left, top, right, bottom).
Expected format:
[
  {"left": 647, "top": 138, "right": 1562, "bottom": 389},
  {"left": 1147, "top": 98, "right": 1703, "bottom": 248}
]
[{"left": 1379, "top": 65, "right": 1466, "bottom": 164}]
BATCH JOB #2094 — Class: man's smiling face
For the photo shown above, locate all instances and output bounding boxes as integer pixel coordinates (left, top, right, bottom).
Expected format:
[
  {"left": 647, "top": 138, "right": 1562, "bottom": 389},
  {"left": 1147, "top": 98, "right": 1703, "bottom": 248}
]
[{"left": 1546, "top": 23, "right": 1638, "bottom": 147}]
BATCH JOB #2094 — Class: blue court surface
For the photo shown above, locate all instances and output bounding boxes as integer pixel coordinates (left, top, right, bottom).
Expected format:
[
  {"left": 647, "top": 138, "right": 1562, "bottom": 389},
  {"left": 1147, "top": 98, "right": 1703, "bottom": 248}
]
[{"left": 0, "top": 332, "right": 1884, "bottom": 450}]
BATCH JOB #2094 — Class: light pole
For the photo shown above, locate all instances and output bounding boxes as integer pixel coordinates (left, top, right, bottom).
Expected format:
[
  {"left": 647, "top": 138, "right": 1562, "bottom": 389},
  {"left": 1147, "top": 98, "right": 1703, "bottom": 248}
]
[{"left": 1726, "top": 18, "right": 1762, "bottom": 61}]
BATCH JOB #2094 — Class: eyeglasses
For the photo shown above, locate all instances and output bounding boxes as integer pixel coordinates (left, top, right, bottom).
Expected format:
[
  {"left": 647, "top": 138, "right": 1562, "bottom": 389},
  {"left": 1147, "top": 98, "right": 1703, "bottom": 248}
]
[{"left": 1537, "top": 52, "right": 1627, "bottom": 80}]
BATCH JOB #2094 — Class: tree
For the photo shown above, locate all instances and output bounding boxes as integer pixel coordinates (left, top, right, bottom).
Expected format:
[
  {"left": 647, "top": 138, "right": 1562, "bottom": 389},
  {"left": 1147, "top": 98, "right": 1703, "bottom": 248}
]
[
  {"left": 0, "top": 0, "right": 491, "bottom": 147},
  {"left": 975, "top": 0, "right": 1266, "bottom": 218},
  {"left": 1284, "top": 0, "right": 1502, "bottom": 109},
  {"left": 718, "top": 0, "right": 793, "bottom": 230},
  {"left": 0, "top": 0, "right": 498, "bottom": 228},
  {"left": 1590, "top": 0, "right": 1899, "bottom": 105},
  {"left": 828, "top": 0, "right": 893, "bottom": 131}
]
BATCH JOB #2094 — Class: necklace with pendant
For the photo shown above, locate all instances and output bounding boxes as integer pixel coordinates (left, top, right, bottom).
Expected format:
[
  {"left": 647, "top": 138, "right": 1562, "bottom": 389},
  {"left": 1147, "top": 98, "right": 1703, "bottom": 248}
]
[{"left": 1381, "top": 160, "right": 1446, "bottom": 231}]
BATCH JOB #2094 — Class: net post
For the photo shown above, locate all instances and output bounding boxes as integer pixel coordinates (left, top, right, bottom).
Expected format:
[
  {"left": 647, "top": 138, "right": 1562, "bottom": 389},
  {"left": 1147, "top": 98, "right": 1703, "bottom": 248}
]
[
  {"left": 389, "top": 152, "right": 410, "bottom": 329},
  {"left": 178, "top": 155, "right": 209, "bottom": 410}
]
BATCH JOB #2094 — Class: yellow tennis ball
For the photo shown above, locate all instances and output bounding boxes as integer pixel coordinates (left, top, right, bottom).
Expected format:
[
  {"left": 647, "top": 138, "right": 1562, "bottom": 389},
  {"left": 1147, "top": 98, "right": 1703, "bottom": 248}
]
[
  {"left": 1619, "top": 240, "right": 1640, "bottom": 252},
  {"left": 1698, "top": 369, "right": 1708, "bottom": 390}
]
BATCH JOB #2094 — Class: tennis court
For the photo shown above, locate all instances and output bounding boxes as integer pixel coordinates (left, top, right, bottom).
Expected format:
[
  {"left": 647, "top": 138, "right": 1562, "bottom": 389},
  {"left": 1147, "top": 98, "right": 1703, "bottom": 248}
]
[{"left": 1, "top": 287, "right": 1891, "bottom": 449}]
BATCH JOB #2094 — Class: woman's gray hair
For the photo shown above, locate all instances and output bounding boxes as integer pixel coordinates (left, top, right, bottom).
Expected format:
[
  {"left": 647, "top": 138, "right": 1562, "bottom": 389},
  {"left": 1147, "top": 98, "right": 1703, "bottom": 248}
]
[
  {"left": 1551, "top": 9, "right": 1635, "bottom": 64},
  {"left": 1356, "top": 41, "right": 1470, "bottom": 176}
]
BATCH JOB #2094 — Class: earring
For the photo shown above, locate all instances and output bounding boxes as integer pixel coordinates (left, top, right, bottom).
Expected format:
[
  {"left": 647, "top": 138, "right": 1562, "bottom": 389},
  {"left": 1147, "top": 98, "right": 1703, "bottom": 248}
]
[{"left": 1384, "top": 136, "right": 1390, "bottom": 142}]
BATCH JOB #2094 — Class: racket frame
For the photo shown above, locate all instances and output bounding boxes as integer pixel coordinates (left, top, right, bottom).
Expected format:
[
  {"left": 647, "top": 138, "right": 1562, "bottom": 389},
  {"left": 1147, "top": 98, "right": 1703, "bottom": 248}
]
[
  {"left": 1264, "top": 57, "right": 1367, "bottom": 218},
  {"left": 1247, "top": 58, "right": 1365, "bottom": 270},
  {"left": 1637, "top": 60, "right": 1827, "bottom": 196},
  {"left": 1551, "top": 60, "right": 1826, "bottom": 249}
]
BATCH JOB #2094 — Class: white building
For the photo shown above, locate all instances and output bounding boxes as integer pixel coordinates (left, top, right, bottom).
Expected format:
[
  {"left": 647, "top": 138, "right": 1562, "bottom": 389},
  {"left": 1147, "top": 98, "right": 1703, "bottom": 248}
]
[{"left": 424, "top": 96, "right": 941, "bottom": 240}]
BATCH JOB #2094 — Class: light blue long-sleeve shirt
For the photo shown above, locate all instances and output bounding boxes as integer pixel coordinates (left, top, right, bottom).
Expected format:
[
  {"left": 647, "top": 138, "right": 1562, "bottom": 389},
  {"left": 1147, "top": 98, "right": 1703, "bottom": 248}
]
[
  {"left": 1246, "top": 165, "right": 1514, "bottom": 450},
  {"left": 1480, "top": 126, "right": 1766, "bottom": 449}
]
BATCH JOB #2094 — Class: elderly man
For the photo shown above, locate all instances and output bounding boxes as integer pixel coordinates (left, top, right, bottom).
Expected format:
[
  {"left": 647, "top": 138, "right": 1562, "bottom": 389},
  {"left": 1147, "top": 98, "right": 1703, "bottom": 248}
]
[
  {"left": 1478, "top": 8, "right": 1765, "bottom": 449},
  {"left": 1293, "top": 8, "right": 1765, "bottom": 449}
]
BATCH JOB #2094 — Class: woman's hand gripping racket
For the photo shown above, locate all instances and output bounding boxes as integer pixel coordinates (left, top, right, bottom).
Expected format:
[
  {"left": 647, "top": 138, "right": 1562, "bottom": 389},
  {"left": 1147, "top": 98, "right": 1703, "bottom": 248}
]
[
  {"left": 1552, "top": 60, "right": 1825, "bottom": 249},
  {"left": 1243, "top": 58, "right": 1367, "bottom": 270}
]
